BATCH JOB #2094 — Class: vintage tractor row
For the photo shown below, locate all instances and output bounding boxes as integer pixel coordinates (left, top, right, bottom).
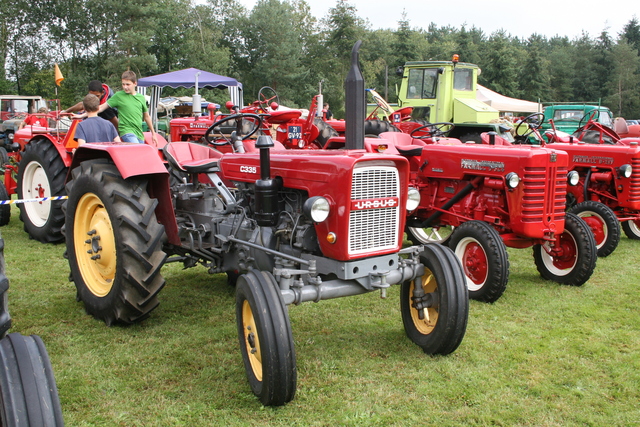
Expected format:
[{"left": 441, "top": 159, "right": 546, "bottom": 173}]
[
  {"left": 62, "top": 42, "right": 469, "bottom": 406},
  {"left": 520, "top": 112, "right": 640, "bottom": 242}
]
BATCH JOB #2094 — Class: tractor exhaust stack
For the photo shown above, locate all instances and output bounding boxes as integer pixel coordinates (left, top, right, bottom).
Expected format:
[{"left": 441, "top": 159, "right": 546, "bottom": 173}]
[{"left": 345, "top": 40, "right": 365, "bottom": 150}]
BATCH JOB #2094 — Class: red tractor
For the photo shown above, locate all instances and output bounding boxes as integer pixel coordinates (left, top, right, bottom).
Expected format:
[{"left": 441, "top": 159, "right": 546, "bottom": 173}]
[
  {"left": 1, "top": 112, "right": 165, "bottom": 243},
  {"left": 62, "top": 42, "right": 469, "bottom": 406},
  {"left": 515, "top": 112, "right": 640, "bottom": 243},
  {"left": 324, "top": 121, "right": 598, "bottom": 303}
]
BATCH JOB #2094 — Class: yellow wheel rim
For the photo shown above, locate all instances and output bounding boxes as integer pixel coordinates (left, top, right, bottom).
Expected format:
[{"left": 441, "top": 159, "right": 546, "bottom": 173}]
[
  {"left": 73, "top": 193, "right": 117, "bottom": 297},
  {"left": 409, "top": 268, "right": 439, "bottom": 334},
  {"left": 242, "top": 300, "right": 263, "bottom": 381}
]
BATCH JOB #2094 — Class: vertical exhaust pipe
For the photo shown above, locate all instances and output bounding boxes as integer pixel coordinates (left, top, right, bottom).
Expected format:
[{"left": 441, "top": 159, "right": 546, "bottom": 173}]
[{"left": 345, "top": 40, "right": 365, "bottom": 150}]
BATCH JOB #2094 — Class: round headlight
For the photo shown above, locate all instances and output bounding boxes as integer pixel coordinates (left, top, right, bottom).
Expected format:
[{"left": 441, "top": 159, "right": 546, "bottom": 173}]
[
  {"left": 406, "top": 187, "right": 421, "bottom": 211},
  {"left": 8, "top": 132, "right": 14, "bottom": 141},
  {"left": 567, "top": 170, "right": 580, "bottom": 186},
  {"left": 505, "top": 172, "right": 520, "bottom": 189},
  {"left": 619, "top": 164, "right": 632, "bottom": 178},
  {"left": 303, "top": 196, "right": 330, "bottom": 223}
]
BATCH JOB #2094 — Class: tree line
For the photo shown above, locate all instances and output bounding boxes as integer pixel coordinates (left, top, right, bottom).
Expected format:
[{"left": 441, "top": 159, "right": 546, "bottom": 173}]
[{"left": 2, "top": 0, "right": 640, "bottom": 119}]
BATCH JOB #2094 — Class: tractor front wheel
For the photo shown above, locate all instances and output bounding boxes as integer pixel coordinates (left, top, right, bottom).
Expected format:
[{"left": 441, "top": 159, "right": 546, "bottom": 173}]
[
  {"left": 400, "top": 244, "right": 469, "bottom": 355},
  {"left": 570, "top": 201, "right": 619, "bottom": 257},
  {"left": 622, "top": 219, "right": 640, "bottom": 240},
  {"left": 236, "top": 270, "right": 296, "bottom": 406},
  {"left": 16, "top": 139, "right": 67, "bottom": 243},
  {"left": 448, "top": 221, "right": 509, "bottom": 303},
  {"left": 406, "top": 225, "right": 455, "bottom": 245},
  {"left": 533, "top": 212, "right": 597, "bottom": 286},
  {"left": 0, "top": 333, "right": 64, "bottom": 427},
  {"left": 64, "top": 159, "right": 167, "bottom": 326}
]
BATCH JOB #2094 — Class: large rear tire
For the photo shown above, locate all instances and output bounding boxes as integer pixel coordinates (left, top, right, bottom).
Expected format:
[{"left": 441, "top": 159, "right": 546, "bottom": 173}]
[
  {"left": 447, "top": 221, "right": 509, "bottom": 303},
  {"left": 400, "top": 244, "right": 468, "bottom": 355},
  {"left": 533, "top": 213, "right": 597, "bottom": 286},
  {"left": 64, "top": 159, "right": 167, "bottom": 325},
  {"left": 236, "top": 270, "right": 296, "bottom": 406},
  {"left": 364, "top": 119, "right": 399, "bottom": 137},
  {"left": 570, "top": 201, "right": 619, "bottom": 257},
  {"left": 0, "top": 333, "right": 64, "bottom": 427},
  {"left": 16, "top": 139, "right": 67, "bottom": 243}
]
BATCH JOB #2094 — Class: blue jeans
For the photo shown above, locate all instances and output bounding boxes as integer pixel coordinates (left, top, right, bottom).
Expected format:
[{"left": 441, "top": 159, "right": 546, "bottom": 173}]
[{"left": 121, "top": 133, "right": 143, "bottom": 144}]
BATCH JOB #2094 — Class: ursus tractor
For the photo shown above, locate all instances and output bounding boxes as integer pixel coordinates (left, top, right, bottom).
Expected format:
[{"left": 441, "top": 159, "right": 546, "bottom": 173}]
[{"left": 62, "top": 42, "right": 469, "bottom": 406}]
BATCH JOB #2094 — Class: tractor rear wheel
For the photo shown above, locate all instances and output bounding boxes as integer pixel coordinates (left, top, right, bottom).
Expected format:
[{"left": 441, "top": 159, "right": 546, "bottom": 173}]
[
  {"left": 533, "top": 212, "right": 597, "bottom": 286},
  {"left": 313, "top": 118, "right": 338, "bottom": 148},
  {"left": 236, "top": 270, "right": 296, "bottom": 406},
  {"left": 16, "top": 139, "right": 67, "bottom": 243},
  {"left": 400, "top": 244, "right": 468, "bottom": 355},
  {"left": 364, "top": 119, "right": 399, "bottom": 137},
  {"left": 0, "top": 147, "right": 8, "bottom": 167},
  {"left": 447, "top": 221, "right": 509, "bottom": 303},
  {"left": 0, "top": 183, "right": 10, "bottom": 227},
  {"left": 570, "top": 201, "right": 619, "bottom": 257},
  {"left": 64, "top": 159, "right": 167, "bottom": 326},
  {"left": 0, "top": 333, "right": 64, "bottom": 427},
  {"left": 622, "top": 219, "right": 640, "bottom": 240},
  {"left": 406, "top": 225, "right": 455, "bottom": 245}
]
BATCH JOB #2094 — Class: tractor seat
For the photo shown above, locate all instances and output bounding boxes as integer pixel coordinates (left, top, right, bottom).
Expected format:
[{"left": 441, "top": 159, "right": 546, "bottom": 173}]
[
  {"left": 480, "top": 132, "right": 512, "bottom": 146},
  {"left": 266, "top": 110, "right": 302, "bottom": 124},
  {"left": 163, "top": 141, "right": 223, "bottom": 173},
  {"left": 614, "top": 117, "right": 629, "bottom": 135}
]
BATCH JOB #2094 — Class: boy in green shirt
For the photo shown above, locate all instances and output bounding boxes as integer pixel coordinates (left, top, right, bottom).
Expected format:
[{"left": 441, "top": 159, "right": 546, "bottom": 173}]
[{"left": 98, "top": 70, "right": 157, "bottom": 144}]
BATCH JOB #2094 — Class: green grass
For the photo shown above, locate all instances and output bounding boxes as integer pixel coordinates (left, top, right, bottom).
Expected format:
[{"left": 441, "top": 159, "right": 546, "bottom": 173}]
[{"left": 2, "top": 204, "right": 639, "bottom": 426}]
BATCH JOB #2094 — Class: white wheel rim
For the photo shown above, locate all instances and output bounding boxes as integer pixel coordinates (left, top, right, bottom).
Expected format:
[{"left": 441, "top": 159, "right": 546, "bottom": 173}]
[
  {"left": 626, "top": 220, "right": 640, "bottom": 237},
  {"left": 21, "top": 161, "right": 51, "bottom": 227},
  {"left": 454, "top": 236, "right": 487, "bottom": 292},
  {"left": 409, "top": 226, "right": 454, "bottom": 244},
  {"left": 576, "top": 211, "right": 607, "bottom": 250},
  {"left": 540, "top": 232, "right": 578, "bottom": 276}
]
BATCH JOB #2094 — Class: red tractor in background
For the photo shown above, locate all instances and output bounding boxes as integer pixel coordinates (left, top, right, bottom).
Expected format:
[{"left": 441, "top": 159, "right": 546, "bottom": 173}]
[
  {"left": 0, "top": 112, "right": 165, "bottom": 243},
  {"left": 321, "top": 121, "right": 598, "bottom": 303},
  {"left": 61, "top": 41, "right": 469, "bottom": 406},
  {"left": 515, "top": 112, "right": 640, "bottom": 243}
]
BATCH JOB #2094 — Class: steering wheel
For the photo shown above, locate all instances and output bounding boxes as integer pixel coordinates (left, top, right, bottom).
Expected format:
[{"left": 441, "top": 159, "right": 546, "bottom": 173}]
[
  {"left": 514, "top": 112, "right": 544, "bottom": 139},
  {"left": 409, "top": 122, "right": 454, "bottom": 139},
  {"left": 204, "top": 113, "right": 262, "bottom": 146},
  {"left": 257, "top": 87, "right": 280, "bottom": 110},
  {"left": 578, "top": 110, "right": 599, "bottom": 129}
]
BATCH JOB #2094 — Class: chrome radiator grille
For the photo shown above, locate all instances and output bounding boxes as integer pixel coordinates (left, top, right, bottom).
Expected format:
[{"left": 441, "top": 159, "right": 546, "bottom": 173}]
[
  {"left": 630, "top": 157, "right": 640, "bottom": 204},
  {"left": 348, "top": 165, "right": 400, "bottom": 254}
]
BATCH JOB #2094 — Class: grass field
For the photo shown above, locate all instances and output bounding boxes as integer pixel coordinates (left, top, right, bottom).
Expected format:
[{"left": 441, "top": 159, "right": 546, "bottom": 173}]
[{"left": 2, "top": 204, "right": 639, "bottom": 426}]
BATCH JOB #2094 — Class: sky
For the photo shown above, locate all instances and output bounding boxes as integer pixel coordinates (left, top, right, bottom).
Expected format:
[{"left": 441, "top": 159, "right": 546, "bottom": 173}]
[{"left": 237, "top": 0, "right": 636, "bottom": 40}]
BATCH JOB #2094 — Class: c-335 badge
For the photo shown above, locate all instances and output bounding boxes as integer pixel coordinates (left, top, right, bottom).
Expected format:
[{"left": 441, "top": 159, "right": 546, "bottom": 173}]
[{"left": 550, "top": 151, "right": 557, "bottom": 162}]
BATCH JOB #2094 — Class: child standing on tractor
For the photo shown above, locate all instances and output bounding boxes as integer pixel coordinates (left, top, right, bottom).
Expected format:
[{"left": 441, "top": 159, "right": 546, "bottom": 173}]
[
  {"left": 75, "top": 94, "right": 120, "bottom": 147},
  {"left": 97, "top": 70, "right": 157, "bottom": 145}
]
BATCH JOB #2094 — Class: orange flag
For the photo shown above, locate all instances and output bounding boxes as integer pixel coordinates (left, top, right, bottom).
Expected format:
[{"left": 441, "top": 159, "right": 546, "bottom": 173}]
[{"left": 54, "top": 64, "right": 64, "bottom": 86}]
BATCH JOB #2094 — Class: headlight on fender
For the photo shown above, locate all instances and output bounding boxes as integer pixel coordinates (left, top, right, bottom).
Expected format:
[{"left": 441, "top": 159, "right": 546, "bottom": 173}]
[
  {"left": 406, "top": 187, "right": 421, "bottom": 211},
  {"left": 567, "top": 171, "right": 580, "bottom": 186},
  {"left": 619, "top": 164, "right": 632, "bottom": 178},
  {"left": 505, "top": 172, "right": 520, "bottom": 189},
  {"left": 303, "top": 196, "right": 330, "bottom": 223}
]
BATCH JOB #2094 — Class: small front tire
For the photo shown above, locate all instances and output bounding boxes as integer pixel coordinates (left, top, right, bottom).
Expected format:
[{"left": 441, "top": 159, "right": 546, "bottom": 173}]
[{"left": 400, "top": 244, "right": 469, "bottom": 355}]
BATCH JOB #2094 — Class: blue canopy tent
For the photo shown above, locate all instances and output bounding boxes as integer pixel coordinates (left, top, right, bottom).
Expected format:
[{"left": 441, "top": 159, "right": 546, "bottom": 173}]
[{"left": 137, "top": 68, "right": 243, "bottom": 129}]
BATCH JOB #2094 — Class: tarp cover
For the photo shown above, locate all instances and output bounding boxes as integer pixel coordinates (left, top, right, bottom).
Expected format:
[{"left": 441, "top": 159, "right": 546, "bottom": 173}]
[
  {"left": 476, "top": 84, "right": 540, "bottom": 113},
  {"left": 138, "top": 68, "right": 239, "bottom": 89}
]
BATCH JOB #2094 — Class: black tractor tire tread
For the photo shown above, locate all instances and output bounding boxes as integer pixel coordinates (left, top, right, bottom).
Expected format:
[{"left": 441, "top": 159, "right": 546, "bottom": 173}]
[
  {"left": 0, "top": 333, "right": 64, "bottom": 427},
  {"left": 570, "top": 201, "right": 620, "bottom": 257},
  {"left": 364, "top": 119, "right": 399, "bottom": 137},
  {"left": 533, "top": 212, "right": 597, "bottom": 286},
  {"left": 447, "top": 220, "right": 509, "bottom": 303},
  {"left": 313, "top": 118, "right": 338, "bottom": 148},
  {"left": 17, "top": 139, "right": 67, "bottom": 243},
  {"left": 400, "top": 243, "right": 469, "bottom": 355},
  {"left": 64, "top": 159, "right": 166, "bottom": 325}
]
